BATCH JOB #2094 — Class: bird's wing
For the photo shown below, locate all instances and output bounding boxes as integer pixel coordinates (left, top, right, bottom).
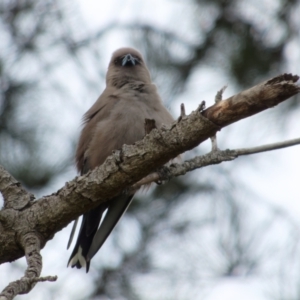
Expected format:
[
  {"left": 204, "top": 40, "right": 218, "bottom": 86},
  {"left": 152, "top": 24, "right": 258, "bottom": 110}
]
[
  {"left": 67, "top": 217, "right": 79, "bottom": 250},
  {"left": 87, "top": 194, "right": 134, "bottom": 262}
]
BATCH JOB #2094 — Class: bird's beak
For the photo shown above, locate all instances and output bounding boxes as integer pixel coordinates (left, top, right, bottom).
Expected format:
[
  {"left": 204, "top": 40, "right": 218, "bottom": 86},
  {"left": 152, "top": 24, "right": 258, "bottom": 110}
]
[{"left": 122, "top": 54, "right": 138, "bottom": 66}]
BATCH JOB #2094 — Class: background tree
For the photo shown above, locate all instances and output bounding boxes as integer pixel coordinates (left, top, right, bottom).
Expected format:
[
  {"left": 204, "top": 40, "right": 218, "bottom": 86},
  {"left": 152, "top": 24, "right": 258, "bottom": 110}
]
[{"left": 0, "top": 0, "right": 299, "bottom": 299}]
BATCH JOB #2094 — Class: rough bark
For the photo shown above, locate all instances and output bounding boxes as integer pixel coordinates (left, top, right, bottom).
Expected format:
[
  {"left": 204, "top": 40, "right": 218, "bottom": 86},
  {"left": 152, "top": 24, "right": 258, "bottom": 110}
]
[
  {"left": 0, "top": 73, "right": 299, "bottom": 264},
  {"left": 0, "top": 73, "right": 299, "bottom": 299}
]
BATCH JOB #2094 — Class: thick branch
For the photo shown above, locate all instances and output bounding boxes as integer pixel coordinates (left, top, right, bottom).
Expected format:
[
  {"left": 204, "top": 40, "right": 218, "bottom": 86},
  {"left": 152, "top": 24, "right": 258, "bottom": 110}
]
[
  {"left": 202, "top": 73, "right": 299, "bottom": 126},
  {"left": 0, "top": 73, "right": 299, "bottom": 266}
]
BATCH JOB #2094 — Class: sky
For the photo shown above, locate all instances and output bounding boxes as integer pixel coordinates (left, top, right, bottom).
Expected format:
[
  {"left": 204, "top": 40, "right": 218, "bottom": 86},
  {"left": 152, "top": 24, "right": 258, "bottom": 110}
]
[{"left": 0, "top": 0, "right": 299, "bottom": 299}]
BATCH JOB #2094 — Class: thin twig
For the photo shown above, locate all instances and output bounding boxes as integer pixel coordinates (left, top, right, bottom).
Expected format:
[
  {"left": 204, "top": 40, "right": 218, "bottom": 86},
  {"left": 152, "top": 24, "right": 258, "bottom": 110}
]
[
  {"left": 130, "top": 137, "right": 300, "bottom": 191},
  {"left": 31, "top": 276, "right": 58, "bottom": 283},
  {"left": 178, "top": 103, "right": 186, "bottom": 122},
  {"left": 180, "top": 103, "right": 186, "bottom": 117},
  {"left": 210, "top": 135, "right": 219, "bottom": 152},
  {"left": 214, "top": 85, "right": 227, "bottom": 103},
  {"left": 197, "top": 100, "right": 206, "bottom": 112},
  {"left": 235, "top": 137, "right": 300, "bottom": 155}
]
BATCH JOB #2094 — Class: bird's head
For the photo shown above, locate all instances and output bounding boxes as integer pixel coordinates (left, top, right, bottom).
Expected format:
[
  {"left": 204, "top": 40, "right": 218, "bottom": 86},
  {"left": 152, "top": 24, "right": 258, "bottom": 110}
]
[{"left": 106, "top": 47, "right": 151, "bottom": 87}]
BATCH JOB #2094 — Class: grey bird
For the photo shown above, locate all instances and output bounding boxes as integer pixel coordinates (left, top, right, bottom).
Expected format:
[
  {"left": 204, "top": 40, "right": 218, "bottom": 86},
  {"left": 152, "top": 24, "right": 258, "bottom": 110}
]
[{"left": 67, "top": 47, "right": 174, "bottom": 272}]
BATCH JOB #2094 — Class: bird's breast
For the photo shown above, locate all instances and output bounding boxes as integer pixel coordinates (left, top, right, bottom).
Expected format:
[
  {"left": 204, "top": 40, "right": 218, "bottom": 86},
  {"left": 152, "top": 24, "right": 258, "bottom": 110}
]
[{"left": 86, "top": 90, "right": 173, "bottom": 169}]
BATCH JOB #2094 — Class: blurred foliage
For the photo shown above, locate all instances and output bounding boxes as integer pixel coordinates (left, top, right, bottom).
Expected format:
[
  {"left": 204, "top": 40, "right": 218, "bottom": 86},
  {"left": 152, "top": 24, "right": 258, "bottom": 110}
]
[
  {"left": 132, "top": 0, "right": 296, "bottom": 87},
  {"left": 0, "top": 0, "right": 71, "bottom": 188},
  {"left": 0, "top": 0, "right": 300, "bottom": 300}
]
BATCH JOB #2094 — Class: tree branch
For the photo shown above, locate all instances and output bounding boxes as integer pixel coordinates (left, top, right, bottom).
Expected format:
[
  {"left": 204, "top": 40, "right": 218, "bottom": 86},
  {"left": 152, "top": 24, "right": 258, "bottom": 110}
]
[
  {"left": 0, "top": 73, "right": 299, "bottom": 298},
  {"left": 202, "top": 73, "right": 299, "bottom": 126},
  {"left": 0, "top": 233, "right": 57, "bottom": 300},
  {"left": 130, "top": 137, "right": 300, "bottom": 190},
  {"left": 234, "top": 137, "right": 300, "bottom": 155}
]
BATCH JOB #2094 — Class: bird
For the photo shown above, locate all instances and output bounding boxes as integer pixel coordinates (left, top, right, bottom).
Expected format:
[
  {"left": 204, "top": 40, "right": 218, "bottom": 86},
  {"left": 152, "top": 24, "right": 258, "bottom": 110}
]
[{"left": 67, "top": 47, "right": 174, "bottom": 272}]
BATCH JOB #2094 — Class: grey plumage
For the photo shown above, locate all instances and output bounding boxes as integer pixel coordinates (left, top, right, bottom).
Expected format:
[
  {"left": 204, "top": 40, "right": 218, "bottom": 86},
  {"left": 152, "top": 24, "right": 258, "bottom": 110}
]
[{"left": 67, "top": 47, "right": 174, "bottom": 272}]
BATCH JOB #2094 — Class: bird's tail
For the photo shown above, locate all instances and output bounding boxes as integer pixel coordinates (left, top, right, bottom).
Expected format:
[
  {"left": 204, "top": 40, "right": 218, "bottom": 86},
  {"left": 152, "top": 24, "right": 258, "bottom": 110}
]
[
  {"left": 67, "top": 195, "right": 133, "bottom": 272},
  {"left": 67, "top": 204, "right": 105, "bottom": 272}
]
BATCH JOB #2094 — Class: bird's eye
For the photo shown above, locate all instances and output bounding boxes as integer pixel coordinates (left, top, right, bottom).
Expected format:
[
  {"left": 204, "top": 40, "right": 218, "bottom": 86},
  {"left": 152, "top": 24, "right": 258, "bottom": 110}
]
[{"left": 114, "top": 59, "right": 120, "bottom": 65}]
